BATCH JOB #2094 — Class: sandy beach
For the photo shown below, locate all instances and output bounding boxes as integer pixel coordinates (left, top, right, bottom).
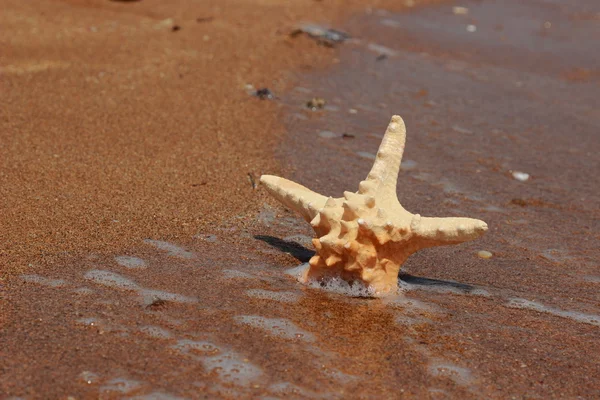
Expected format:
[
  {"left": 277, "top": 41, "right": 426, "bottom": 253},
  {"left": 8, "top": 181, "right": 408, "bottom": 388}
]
[
  {"left": 2, "top": 0, "right": 406, "bottom": 275},
  {"left": 2, "top": 0, "right": 599, "bottom": 398}
]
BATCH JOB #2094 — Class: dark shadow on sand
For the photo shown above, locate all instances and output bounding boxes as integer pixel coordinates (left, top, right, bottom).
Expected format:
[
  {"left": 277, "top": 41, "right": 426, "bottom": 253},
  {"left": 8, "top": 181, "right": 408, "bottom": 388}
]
[
  {"left": 399, "top": 273, "right": 476, "bottom": 293},
  {"left": 255, "top": 235, "right": 478, "bottom": 293},
  {"left": 254, "top": 235, "right": 315, "bottom": 262}
]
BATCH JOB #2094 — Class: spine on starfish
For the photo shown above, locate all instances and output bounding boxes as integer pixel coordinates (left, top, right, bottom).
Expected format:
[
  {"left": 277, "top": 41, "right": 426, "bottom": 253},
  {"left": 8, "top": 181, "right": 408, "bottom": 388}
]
[
  {"left": 259, "top": 175, "right": 328, "bottom": 222},
  {"left": 360, "top": 115, "right": 406, "bottom": 200}
]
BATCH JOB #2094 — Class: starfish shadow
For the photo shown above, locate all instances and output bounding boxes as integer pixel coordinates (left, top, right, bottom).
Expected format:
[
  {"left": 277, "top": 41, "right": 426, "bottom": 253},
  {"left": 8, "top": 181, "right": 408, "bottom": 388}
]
[
  {"left": 255, "top": 235, "right": 481, "bottom": 294},
  {"left": 254, "top": 235, "right": 315, "bottom": 262},
  {"left": 399, "top": 273, "right": 477, "bottom": 293}
]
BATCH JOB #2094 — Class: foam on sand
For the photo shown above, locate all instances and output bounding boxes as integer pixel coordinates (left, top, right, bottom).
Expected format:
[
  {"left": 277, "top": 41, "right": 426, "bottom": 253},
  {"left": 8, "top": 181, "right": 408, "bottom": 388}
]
[
  {"left": 84, "top": 269, "right": 197, "bottom": 304},
  {"left": 507, "top": 298, "right": 600, "bottom": 327},
  {"left": 245, "top": 289, "right": 301, "bottom": 303},
  {"left": 115, "top": 256, "right": 147, "bottom": 269},
  {"left": 143, "top": 240, "right": 195, "bottom": 259},
  {"left": 138, "top": 326, "right": 172, "bottom": 340},
  {"left": 285, "top": 263, "right": 379, "bottom": 298},
  {"left": 20, "top": 274, "right": 68, "bottom": 288},
  {"left": 428, "top": 361, "right": 474, "bottom": 386},
  {"left": 100, "top": 378, "right": 143, "bottom": 395},
  {"left": 172, "top": 339, "right": 263, "bottom": 386},
  {"left": 235, "top": 315, "right": 315, "bottom": 342}
]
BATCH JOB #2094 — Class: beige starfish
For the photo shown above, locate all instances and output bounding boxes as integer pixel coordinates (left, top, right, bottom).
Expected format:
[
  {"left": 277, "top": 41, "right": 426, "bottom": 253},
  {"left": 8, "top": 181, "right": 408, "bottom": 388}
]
[{"left": 260, "top": 115, "right": 488, "bottom": 295}]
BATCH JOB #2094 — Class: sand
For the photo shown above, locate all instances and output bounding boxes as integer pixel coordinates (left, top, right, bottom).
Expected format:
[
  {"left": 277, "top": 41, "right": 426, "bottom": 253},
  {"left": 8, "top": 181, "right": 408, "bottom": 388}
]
[
  {"left": 0, "top": 0, "right": 431, "bottom": 275},
  {"left": 2, "top": 0, "right": 599, "bottom": 398}
]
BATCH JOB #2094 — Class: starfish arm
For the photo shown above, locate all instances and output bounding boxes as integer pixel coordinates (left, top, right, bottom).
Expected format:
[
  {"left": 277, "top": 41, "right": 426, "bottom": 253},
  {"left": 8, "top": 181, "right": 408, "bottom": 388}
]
[
  {"left": 259, "top": 175, "right": 328, "bottom": 222},
  {"left": 411, "top": 215, "right": 488, "bottom": 248},
  {"left": 360, "top": 115, "right": 406, "bottom": 198}
]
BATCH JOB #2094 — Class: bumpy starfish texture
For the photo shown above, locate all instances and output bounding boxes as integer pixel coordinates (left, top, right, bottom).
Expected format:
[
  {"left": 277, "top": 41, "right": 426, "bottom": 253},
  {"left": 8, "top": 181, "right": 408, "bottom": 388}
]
[{"left": 260, "top": 115, "right": 488, "bottom": 295}]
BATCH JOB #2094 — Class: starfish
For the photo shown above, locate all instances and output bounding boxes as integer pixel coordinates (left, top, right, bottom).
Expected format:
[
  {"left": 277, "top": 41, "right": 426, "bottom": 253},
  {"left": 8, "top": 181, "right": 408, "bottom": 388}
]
[{"left": 260, "top": 115, "right": 488, "bottom": 295}]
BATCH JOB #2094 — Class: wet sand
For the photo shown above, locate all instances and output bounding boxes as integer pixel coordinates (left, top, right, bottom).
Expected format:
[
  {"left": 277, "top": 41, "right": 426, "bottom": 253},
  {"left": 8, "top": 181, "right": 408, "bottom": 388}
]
[
  {"left": 279, "top": 0, "right": 600, "bottom": 397},
  {"left": 2, "top": 0, "right": 600, "bottom": 398}
]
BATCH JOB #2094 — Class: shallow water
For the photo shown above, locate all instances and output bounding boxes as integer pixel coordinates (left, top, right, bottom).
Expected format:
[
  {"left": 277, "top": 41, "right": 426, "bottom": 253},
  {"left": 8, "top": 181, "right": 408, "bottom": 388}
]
[
  {"left": 278, "top": 0, "right": 600, "bottom": 397},
  {"left": 11, "top": 228, "right": 600, "bottom": 398}
]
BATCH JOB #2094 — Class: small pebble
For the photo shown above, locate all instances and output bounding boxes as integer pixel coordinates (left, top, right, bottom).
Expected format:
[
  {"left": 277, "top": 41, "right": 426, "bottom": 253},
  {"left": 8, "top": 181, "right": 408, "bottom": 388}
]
[
  {"left": 466, "top": 24, "right": 477, "bottom": 32},
  {"left": 400, "top": 160, "right": 417, "bottom": 170},
  {"left": 367, "top": 43, "right": 397, "bottom": 57},
  {"left": 154, "top": 18, "right": 174, "bottom": 30},
  {"left": 79, "top": 371, "right": 100, "bottom": 385},
  {"left": 452, "top": 125, "right": 472, "bottom": 134},
  {"left": 348, "top": 108, "right": 358, "bottom": 114},
  {"left": 196, "top": 17, "right": 214, "bottom": 23},
  {"left": 512, "top": 171, "right": 530, "bottom": 182},
  {"left": 452, "top": 6, "right": 469, "bottom": 15},
  {"left": 255, "top": 88, "right": 274, "bottom": 100},
  {"left": 307, "top": 97, "right": 326, "bottom": 110},
  {"left": 195, "top": 234, "right": 217, "bottom": 242},
  {"left": 357, "top": 151, "right": 376, "bottom": 160},
  {"left": 510, "top": 198, "right": 527, "bottom": 207},
  {"left": 319, "top": 130, "right": 337, "bottom": 139},
  {"left": 478, "top": 250, "right": 493, "bottom": 259}
]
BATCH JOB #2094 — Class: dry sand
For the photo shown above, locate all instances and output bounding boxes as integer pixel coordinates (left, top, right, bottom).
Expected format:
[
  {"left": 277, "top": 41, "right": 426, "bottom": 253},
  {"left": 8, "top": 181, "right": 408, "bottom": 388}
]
[{"left": 0, "top": 0, "right": 434, "bottom": 274}]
